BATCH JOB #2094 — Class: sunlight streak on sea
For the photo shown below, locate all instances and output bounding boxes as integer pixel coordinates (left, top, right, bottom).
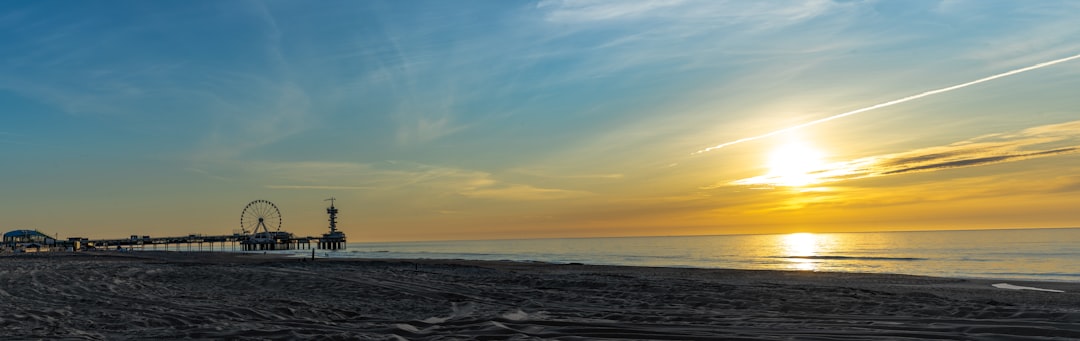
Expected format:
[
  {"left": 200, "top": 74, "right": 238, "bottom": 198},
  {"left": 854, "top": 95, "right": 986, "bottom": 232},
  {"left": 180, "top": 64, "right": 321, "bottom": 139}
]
[{"left": 290, "top": 228, "right": 1080, "bottom": 282}]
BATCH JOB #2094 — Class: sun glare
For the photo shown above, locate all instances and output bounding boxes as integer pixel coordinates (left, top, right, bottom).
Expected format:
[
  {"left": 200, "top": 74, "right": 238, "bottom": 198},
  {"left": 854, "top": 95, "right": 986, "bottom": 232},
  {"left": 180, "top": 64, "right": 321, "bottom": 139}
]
[
  {"left": 782, "top": 232, "right": 823, "bottom": 271},
  {"left": 766, "top": 141, "right": 826, "bottom": 187}
]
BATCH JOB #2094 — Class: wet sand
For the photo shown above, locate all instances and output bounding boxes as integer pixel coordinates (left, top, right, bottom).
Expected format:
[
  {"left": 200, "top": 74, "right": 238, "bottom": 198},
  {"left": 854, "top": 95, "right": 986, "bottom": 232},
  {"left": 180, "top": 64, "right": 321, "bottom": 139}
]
[{"left": 1, "top": 251, "right": 1078, "bottom": 340}]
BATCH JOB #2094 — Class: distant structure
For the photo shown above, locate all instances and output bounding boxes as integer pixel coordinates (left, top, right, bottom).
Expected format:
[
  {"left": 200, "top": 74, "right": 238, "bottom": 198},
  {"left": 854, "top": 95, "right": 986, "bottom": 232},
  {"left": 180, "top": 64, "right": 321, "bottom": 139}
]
[
  {"left": 3, "top": 229, "right": 58, "bottom": 251},
  {"left": 318, "top": 197, "right": 347, "bottom": 250},
  {"left": 238, "top": 200, "right": 305, "bottom": 251},
  {"left": 6, "top": 199, "right": 348, "bottom": 253},
  {"left": 3, "top": 229, "right": 56, "bottom": 245}
]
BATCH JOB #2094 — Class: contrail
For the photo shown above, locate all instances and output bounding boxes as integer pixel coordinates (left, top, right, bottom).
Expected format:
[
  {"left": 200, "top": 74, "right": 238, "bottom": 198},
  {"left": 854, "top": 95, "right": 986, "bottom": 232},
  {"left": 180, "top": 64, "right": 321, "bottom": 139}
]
[{"left": 695, "top": 52, "right": 1080, "bottom": 154}]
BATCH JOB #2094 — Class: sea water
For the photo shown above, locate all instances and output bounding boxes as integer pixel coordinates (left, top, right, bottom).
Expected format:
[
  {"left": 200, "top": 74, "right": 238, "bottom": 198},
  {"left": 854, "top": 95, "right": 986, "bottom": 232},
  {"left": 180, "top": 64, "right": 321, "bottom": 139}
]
[{"left": 289, "top": 228, "right": 1080, "bottom": 282}]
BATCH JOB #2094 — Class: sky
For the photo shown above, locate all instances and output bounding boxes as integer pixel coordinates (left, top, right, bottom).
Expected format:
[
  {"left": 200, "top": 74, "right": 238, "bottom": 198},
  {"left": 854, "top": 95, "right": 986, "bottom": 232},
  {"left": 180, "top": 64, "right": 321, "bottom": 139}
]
[{"left": 2, "top": 0, "right": 1080, "bottom": 242}]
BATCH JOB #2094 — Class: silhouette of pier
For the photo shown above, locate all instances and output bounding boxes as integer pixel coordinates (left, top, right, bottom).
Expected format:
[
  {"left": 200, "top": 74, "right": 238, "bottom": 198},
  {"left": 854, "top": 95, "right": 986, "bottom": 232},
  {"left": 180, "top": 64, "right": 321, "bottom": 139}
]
[
  {"left": 57, "top": 199, "right": 348, "bottom": 253},
  {"left": 79, "top": 233, "right": 318, "bottom": 252}
]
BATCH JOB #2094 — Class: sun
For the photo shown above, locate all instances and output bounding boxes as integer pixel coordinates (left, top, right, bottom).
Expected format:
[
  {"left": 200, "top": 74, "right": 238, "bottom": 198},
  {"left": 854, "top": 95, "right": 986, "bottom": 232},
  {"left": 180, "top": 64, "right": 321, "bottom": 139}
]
[{"left": 766, "top": 141, "right": 826, "bottom": 187}]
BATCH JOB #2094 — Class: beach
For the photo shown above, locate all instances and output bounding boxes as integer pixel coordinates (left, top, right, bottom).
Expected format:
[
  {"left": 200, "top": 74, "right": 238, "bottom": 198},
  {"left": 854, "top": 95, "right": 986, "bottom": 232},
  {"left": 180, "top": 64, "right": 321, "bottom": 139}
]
[{"left": 1, "top": 252, "right": 1078, "bottom": 340}]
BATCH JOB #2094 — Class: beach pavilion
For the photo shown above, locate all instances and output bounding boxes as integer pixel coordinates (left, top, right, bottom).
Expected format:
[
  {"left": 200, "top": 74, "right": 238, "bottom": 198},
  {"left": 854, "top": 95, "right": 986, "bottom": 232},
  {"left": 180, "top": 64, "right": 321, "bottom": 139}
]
[{"left": 3, "top": 229, "right": 57, "bottom": 247}]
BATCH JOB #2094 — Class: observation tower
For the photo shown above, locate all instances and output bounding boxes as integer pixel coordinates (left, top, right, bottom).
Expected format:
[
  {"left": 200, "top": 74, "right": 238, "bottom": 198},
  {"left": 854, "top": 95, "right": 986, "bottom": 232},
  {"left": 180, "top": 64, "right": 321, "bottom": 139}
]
[{"left": 318, "top": 197, "right": 347, "bottom": 250}]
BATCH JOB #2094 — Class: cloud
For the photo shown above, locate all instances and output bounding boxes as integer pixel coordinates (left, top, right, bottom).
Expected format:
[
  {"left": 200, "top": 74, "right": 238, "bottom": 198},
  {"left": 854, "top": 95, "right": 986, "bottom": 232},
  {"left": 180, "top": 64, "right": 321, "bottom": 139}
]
[
  {"left": 879, "top": 147, "right": 1077, "bottom": 175},
  {"left": 394, "top": 109, "right": 468, "bottom": 145},
  {"left": 1049, "top": 175, "right": 1080, "bottom": 193},
  {"left": 537, "top": 0, "right": 685, "bottom": 22},
  {"left": 956, "top": 2, "right": 1080, "bottom": 70},
  {"left": 265, "top": 185, "right": 373, "bottom": 190},
  {"left": 518, "top": 0, "right": 856, "bottom": 88},
  {"left": 697, "top": 52, "right": 1080, "bottom": 153},
  {"left": 251, "top": 160, "right": 590, "bottom": 201},
  {"left": 727, "top": 120, "right": 1080, "bottom": 187},
  {"left": 461, "top": 184, "right": 590, "bottom": 201},
  {"left": 537, "top": 0, "right": 835, "bottom": 26},
  {"left": 0, "top": 2, "right": 319, "bottom": 163},
  {"left": 510, "top": 167, "right": 624, "bottom": 180},
  {"left": 351, "top": 13, "right": 485, "bottom": 147},
  {"left": 195, "top": 81, "right": 314, "bottom": 160}
]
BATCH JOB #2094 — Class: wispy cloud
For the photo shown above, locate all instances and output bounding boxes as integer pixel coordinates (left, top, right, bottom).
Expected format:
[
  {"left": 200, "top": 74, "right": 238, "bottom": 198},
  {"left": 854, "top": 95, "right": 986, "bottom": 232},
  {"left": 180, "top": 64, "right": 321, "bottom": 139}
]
[
  {"left": 193, "top": 2, "right": 317, "bottom": 160},
  {"left": 253, "top": 160, "right": 590, "bottom": 201},
  {"left": 510, "top": 167, "right": 624, "bottom": 180},
  {"left": 393, "top": 101, "right": 469, "bottom": 145},
  {"left": 956, "top": 2, "right": 1080, "bottom": 69},
  {"left": 875, "top": 148, "right": 1076, "bottom": 175},
  {"left": 265, "top": 185, "right": 373, "bottom": 190},
  {"left": 537, "top": 0, "right": 835, "bottom": 26},
  {"left": 529, "top": 0, "right": 846, "bottom": 81},
  {"left": 461, "top": 184, "right": 590, "bottom": 201},
  {"left": 349, "top": 10, "right": 486, "bottom": 147},
  {"left": 0, "top": 2, "right": 319, "bottom": 163},
  {"left": 696, "top": 52, "right": 1080, "bottom": 153},
  {"left": 537, "top": 0, "right": 685, "bottom": 22},
  {"left": 195, "top": 80, "right": 314, "bottom": 160},
  {"left": 727, "top": 120, "right": 1080, "bottom": 187}
]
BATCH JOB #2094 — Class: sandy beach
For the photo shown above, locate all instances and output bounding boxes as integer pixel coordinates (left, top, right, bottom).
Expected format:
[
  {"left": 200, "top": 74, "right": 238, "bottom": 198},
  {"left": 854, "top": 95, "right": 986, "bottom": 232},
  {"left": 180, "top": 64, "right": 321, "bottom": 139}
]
[{"left": 1, "top": 252, "right": 1078, "bottom": 340}]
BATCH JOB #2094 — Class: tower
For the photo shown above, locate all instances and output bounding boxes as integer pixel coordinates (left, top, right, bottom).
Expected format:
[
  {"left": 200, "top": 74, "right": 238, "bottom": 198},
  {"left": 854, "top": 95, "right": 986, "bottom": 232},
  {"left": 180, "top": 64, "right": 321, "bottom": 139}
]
[
  {"left": 326, "top": 197, "right": 338, "bottom": 233},
  {"left": 319, "top": 197, "right": 346, "bottom": 250}
]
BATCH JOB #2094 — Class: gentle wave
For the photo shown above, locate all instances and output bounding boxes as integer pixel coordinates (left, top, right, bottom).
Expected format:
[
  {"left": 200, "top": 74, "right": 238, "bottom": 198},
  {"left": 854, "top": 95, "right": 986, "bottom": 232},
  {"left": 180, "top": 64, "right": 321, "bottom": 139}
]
[
  {"left": 363, "top": 250, "right": 500, "bottom": 257},
  {"left": 779, "top": 255, "right": 927, "bottom": 261}
]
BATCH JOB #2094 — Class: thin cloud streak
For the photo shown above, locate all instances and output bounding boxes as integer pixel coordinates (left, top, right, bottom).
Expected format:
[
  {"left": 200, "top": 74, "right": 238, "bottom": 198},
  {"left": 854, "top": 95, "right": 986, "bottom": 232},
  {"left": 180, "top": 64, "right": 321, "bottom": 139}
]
[
  {"left": 538, "top": 0, "right": 835, "bottom": 26},
  {"left": 252, "top": 160, "right": 591, "bottom": 201},
  {"left": 696, "top": 52, "right": 1080, "bottom": 154},
  {"left": 727, "top": 120, "right": 1080, "bottom": 187},
  {"left": 880, "top": 147, "right": 1077, "bottom": 175},
  {"left": 510, "top": 168, "right": 624, "bottom": 180},
  {"left": 461, "top": 184, "right": 591, "bottom": 201},
  {"left": 537, "top": 0, "right": 684, "bottom": 22},
  {"left": 265, "top": 185, "right": 373, "bottom": 190}
]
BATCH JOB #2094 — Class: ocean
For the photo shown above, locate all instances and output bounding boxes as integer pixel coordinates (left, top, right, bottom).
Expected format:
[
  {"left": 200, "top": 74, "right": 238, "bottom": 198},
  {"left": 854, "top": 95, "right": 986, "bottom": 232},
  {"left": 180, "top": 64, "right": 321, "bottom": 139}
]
[{"left": 285, "top": 228, "right": 1080, "bottom": 282}]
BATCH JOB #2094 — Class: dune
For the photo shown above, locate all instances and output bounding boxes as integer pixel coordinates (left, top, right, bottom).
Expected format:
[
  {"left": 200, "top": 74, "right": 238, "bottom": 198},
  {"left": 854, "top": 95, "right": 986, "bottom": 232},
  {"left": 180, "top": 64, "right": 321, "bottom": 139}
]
[{"left": 0, "top": 251, "right": 1078, "bottom": 340}]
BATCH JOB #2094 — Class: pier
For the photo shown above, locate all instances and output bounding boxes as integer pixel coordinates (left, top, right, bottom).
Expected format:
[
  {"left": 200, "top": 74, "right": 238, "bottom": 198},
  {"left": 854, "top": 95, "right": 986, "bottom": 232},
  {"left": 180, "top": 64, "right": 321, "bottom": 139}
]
[
  {"left": 7, "top": 199, "right": 349, "bottom": 253},
  {"left": 75, "top": 233, "right": 329, "bottom": 252}
]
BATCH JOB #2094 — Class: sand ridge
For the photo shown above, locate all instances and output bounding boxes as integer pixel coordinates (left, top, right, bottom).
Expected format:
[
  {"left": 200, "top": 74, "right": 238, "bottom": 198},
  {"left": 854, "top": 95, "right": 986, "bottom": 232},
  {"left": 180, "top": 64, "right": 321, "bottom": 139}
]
[{"left": 1, "top": 251, "right": 1078, "bottom": 340}]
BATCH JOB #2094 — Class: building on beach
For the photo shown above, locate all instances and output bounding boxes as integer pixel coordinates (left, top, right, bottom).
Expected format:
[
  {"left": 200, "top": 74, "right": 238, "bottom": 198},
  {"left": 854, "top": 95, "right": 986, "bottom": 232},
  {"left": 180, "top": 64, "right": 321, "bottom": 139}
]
[{"left": 3, "top": 229, "right": 58, "bottom": 247}]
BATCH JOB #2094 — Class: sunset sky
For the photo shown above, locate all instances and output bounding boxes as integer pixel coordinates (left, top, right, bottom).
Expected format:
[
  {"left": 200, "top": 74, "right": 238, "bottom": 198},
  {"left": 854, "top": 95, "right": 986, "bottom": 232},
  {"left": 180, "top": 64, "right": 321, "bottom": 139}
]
[{"left": 3, "top": 1, "right": 1080, "bottom": 241}]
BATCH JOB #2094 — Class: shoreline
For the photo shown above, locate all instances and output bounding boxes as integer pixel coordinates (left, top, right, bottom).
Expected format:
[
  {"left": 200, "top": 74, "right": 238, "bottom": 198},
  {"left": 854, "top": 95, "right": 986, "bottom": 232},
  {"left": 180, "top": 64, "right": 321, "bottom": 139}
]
[
  {"left": 2, "top": 252, "right": 1078, "bottom": 339},
  {"left": 20, "top": 249, "right": 1080, "bottom": 285},
  {"left": 127, "top": 248, "right": 1080, "bottom": 283}
]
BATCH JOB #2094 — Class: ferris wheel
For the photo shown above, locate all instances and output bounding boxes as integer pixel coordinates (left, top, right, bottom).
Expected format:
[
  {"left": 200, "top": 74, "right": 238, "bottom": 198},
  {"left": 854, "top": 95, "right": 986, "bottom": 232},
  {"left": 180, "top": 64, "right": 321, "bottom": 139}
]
[{"left": 240, "top": 200, "right": 282, "bottom": 237}]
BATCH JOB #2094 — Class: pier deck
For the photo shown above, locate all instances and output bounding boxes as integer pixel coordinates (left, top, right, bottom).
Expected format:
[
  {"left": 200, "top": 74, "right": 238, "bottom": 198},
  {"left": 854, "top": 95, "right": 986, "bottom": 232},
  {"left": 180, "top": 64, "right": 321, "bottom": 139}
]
[{"left": 78, "top": 233, "right": 339, "bottom": 252}]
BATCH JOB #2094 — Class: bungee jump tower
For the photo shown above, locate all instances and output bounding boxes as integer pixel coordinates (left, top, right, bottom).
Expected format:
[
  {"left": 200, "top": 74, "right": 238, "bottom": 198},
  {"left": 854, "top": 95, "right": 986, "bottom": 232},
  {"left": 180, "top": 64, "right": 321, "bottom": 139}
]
[{"left": 318, "top": 197, "right": 347, "bottom": 250}]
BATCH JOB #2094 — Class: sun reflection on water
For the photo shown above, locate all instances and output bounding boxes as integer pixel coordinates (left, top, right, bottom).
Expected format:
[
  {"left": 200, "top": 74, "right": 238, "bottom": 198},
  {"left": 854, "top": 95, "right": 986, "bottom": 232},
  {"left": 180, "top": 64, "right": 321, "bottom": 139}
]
[{"left": 781, "top": 233, "right": 831, "bottom": 271}]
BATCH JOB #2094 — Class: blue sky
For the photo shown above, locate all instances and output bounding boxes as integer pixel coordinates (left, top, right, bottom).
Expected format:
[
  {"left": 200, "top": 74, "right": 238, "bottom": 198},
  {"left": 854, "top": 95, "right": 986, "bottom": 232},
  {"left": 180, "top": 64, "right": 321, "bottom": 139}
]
[{"left": 3, "top": 0, "right": 1080, "bottom": 241}]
